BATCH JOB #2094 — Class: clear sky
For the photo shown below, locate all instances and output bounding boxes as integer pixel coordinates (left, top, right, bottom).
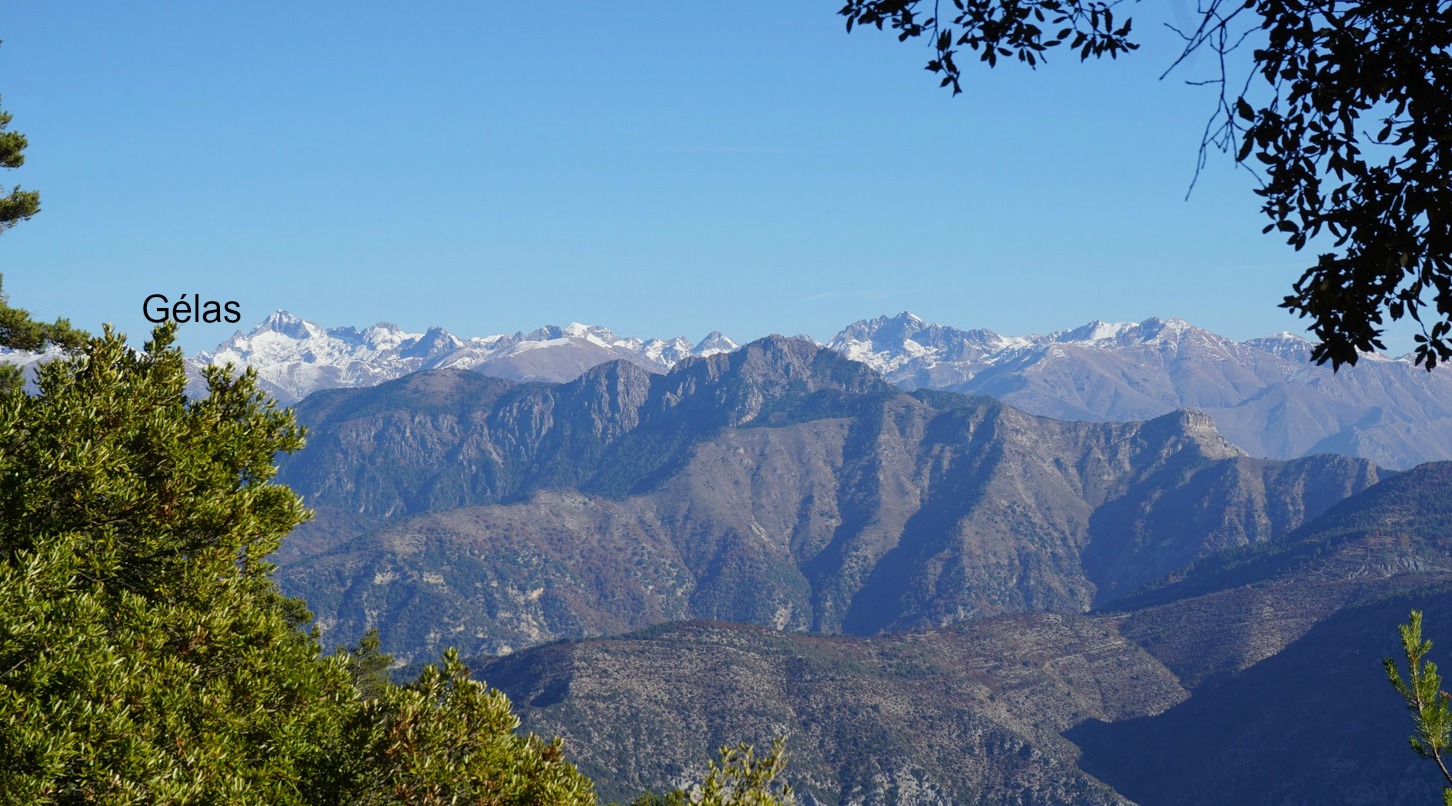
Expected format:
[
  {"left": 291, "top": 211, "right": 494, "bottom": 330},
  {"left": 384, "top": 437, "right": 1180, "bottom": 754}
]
[{"left": 2, "top": 2, "right": 1408, "bottom": 354}]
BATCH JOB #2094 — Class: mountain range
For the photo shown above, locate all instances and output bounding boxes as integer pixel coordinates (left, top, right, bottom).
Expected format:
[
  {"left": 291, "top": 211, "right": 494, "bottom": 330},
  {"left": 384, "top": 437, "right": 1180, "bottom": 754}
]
[
  {"left": 830, "top": 313, "right": 1452, "bottom": 471},
  {"left": 272, "top": 336, "right": 1384, "bottom": 660},
  {"left": 194, "top": 310, "right": 1452, "bottom": 469},
  {"left": 9, "top": 308, "right": 1452, "bottom": 801},
  {"left": 7, "top": 309, "right": 1447, "bottom": 468},
  {"left": 185, "top": 310, "right": 739, "bottom": 403},
  {"left": 261, "top": 334, "right": 1451, "bottom": 802}
]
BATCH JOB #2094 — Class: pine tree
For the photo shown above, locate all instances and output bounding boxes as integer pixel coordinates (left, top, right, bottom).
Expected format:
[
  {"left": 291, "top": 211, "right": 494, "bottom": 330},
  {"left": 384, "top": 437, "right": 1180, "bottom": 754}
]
[
  {"left": 0, "top": 42, "right": 88, "bottom": 393},
  {"left": 1385, "top": 610, "right": 1452, "bottom": 805},
  {"left": 0, "top": 56, "right": 40, "bottom": 235}
]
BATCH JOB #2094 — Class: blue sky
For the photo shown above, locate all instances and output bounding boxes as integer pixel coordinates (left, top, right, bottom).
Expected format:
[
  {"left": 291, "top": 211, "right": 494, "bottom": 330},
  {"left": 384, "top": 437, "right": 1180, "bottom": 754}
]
[{"left": 2, "top": 2, "right": 1397, "bottom": 354}]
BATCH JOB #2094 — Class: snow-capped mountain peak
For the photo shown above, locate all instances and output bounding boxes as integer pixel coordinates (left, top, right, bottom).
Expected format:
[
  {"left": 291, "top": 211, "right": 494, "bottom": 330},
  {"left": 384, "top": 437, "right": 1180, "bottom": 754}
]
[
  {"left": 693, "top": 331, "right": 739, "bottom": 356},
  {"left": 361, "top": 322, "right": 419, "bottom": 351},
  {"left": 187, "top": 313, "right": 739, "bottom": 404},
  {"left": 826, "top": 312, "right": 1007, "bottom": 383},
  {"left": 256, "top": 309, "right": 311, "bottom": 339},
  {"left": 1055, "top": 319, "right": 1137, "bottom": 345},
  {"left": 1244, "top": 331, "right": 1315, "bottom": 362}
]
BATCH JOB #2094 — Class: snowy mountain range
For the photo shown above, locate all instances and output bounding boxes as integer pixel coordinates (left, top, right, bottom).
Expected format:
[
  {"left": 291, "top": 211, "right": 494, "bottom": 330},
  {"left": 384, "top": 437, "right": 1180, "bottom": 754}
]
[
  {"left": 183, "top": 310, "right": 739, "bottom": 404},
  {"left": 831, "top": 312, "right": 1452, "bottom": 469},
  {"left": 7, "top": 309, "right": 1451, "bottom": 469}
]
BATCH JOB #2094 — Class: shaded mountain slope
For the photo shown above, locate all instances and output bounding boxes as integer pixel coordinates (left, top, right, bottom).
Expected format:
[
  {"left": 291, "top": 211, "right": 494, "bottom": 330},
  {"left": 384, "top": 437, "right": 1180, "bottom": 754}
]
[
  {"left": 1111, "top": 462, "right": 1452, "bottom": 615},
  {"left": 1071, "top": 587, "right": 1452, "bottom": 806},
  {"left": 1069, "top": 465, "right": 1452, "bottom": 803}
]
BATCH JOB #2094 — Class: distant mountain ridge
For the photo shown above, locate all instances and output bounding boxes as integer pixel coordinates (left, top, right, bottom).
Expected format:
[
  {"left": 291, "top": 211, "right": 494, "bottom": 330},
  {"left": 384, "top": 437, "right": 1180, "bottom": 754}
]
[
  {"left": 196, "top": 309, "right": 1452, "bottom": 468},
  {"left": 830, "top": 312, "right": 1452, "bottom": 470},
  {"left": 181, "top": 310, "right": 739, "bottom": 404},
  {"left": 6, "top": 308, "right": 1449, "bottom": 467}
]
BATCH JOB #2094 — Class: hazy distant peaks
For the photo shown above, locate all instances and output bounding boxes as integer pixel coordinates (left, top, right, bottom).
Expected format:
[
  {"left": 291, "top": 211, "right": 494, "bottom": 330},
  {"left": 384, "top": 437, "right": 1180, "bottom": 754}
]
[
  {"left": 1052, "top": 318, "right": 1186, "bottom": 346},
  {"left": 834, "top": 312, "right": 1295, "bottom": 361},
  {"left": 1243, "top": 332, "right": 1315, "bottom": 362}
]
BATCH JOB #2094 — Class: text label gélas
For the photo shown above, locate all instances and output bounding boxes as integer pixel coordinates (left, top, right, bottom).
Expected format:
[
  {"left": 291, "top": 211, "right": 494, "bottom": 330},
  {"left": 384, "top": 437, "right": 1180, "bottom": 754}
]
[{"left": 143, "top": 294, "right": 241, "bottom": 324}]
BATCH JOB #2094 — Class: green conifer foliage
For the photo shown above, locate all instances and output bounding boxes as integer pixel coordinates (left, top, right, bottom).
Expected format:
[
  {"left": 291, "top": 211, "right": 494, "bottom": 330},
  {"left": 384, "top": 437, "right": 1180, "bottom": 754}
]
[
  {"left": 0, "top": 324, "right": 597, "bottom": 804},
  {"left": 0, "top": 86, "right": 40, "bottom": 234},
  {"left": 1385, "top": 610, "right": 1452, "bottom": 805},
  {"left": 0, "top": 323, "right": 350, "bottom": 802}
]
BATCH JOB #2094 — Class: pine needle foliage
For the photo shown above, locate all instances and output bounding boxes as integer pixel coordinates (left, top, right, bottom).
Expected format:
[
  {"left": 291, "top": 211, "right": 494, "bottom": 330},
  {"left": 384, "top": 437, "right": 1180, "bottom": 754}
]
[
  {"left": 0, "top": 40, "right": 39, "bottom": 234},
  {"left": 0, "top": 81, "right": 39, "bottom": 235},
  {"left": 1385, "top": 610, "right": 1452, "bottom": 805},
  {"left": 0, "top": 276, "right": 88, "bottom": 395}
]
